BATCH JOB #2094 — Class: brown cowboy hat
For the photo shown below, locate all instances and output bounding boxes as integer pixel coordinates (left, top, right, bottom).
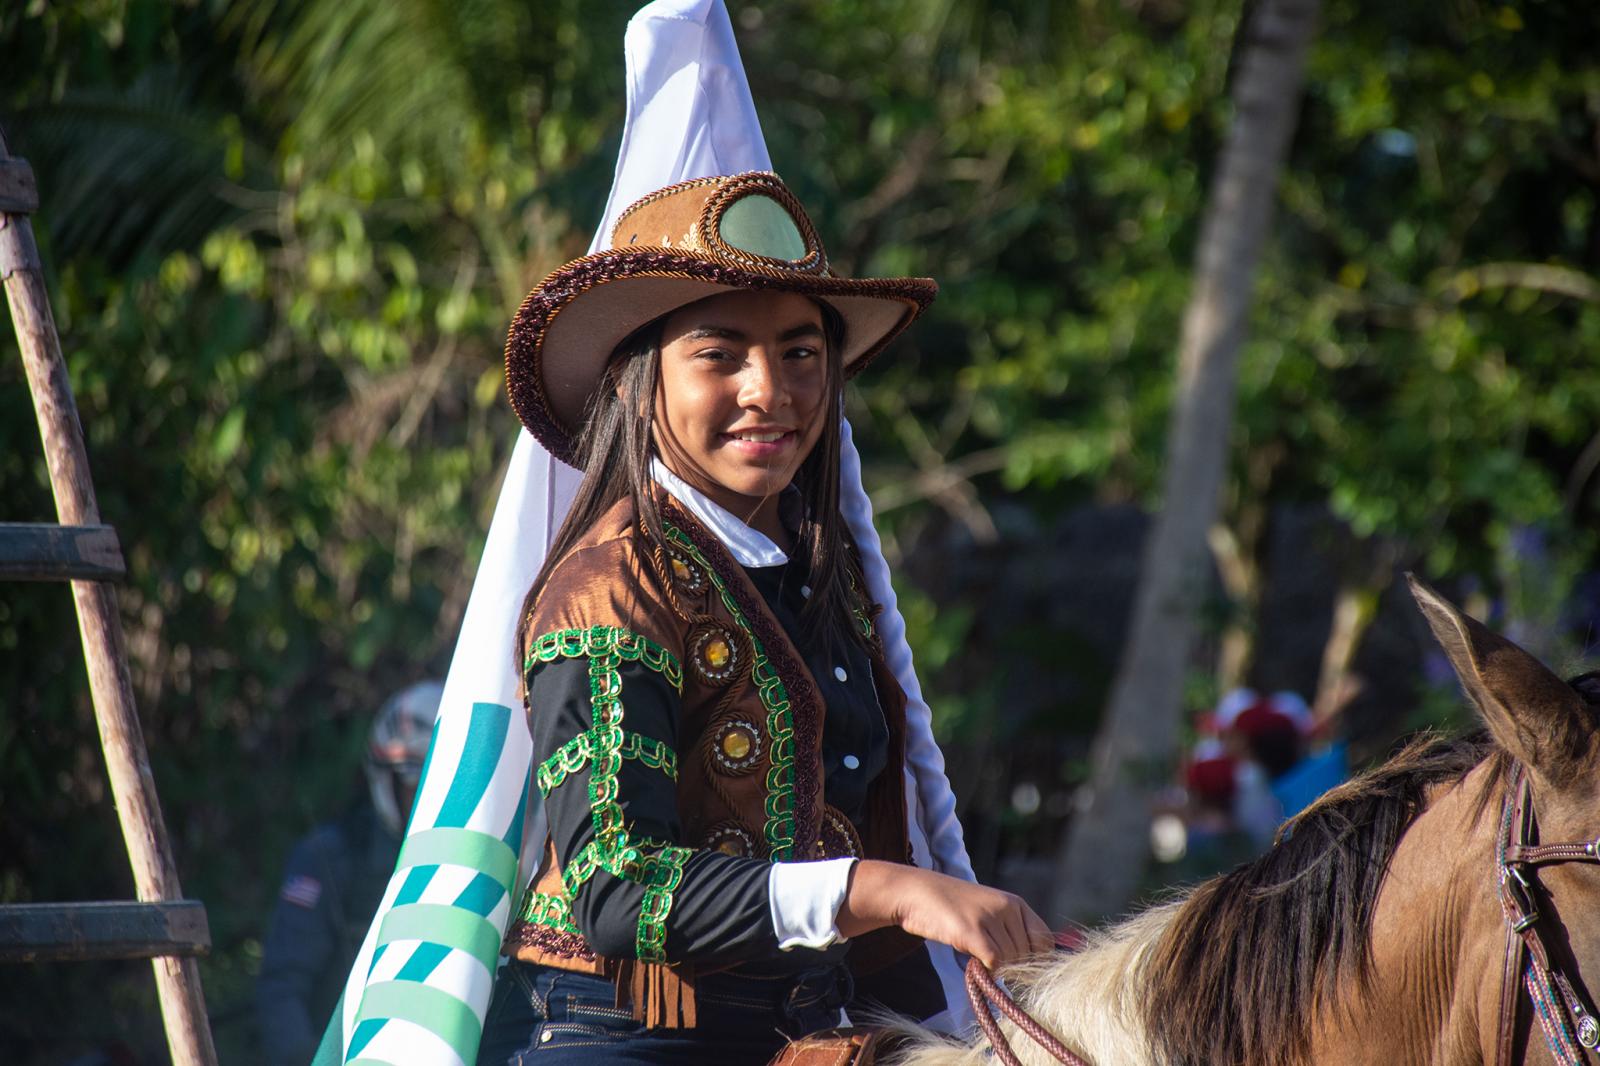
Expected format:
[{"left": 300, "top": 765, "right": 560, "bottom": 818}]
[{"left": 503, "top": 171, "right": 937, "bottom": 464}]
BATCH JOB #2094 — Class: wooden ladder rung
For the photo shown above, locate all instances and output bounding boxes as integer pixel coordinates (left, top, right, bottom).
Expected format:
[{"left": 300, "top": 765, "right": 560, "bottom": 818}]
[
  {"left": 0, "top": 522, "right": 126, "bottom": 581},
  {"left": 0, "top": 901, "right": 211, "bottom": 963}
]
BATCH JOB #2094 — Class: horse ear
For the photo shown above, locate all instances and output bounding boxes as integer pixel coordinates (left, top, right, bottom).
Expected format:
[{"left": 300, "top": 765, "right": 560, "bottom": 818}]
[{"left": 1406, "top": 573, "right": 1598, "bottom": 792}]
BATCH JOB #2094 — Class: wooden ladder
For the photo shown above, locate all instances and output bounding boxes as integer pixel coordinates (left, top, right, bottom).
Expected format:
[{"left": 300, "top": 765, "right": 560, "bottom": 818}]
[{"left": 0, "top": 128, "right": 218, "bottom": 1065}]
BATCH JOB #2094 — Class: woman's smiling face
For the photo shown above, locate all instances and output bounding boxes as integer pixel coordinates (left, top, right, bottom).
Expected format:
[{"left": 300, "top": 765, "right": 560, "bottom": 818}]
[{"left": 653, "top": 290, "right": 831, "bottom": 522}]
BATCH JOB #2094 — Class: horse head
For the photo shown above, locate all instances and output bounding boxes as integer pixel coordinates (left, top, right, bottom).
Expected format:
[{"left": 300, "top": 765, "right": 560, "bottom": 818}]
[{"left": 1408, "top": 575, "right": 1600, "bottom": 1064}]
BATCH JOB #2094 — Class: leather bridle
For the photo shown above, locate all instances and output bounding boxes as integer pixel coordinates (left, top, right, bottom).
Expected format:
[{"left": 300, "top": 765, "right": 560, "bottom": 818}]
[{"left": 1495, "top": 761, "right": 1600, "bottom": 1065}]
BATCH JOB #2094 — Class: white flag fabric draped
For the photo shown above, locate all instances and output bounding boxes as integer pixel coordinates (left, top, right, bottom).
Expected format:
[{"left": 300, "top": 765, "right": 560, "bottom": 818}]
[{"left": 330, "top": 3, "right": 975, "bottom": 1061}]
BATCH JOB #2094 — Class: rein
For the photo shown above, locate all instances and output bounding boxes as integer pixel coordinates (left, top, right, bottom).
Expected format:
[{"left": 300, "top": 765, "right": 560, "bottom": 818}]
[
  {"left": 965, "top": 958, "right": 1090, "bottom": 1066},
  {"left": 1495, "top": 762, "right": 1600, "bottom": 1066}
]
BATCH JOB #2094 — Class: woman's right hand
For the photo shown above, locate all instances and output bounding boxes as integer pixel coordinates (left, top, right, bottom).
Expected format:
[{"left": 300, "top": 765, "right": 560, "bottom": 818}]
[{"left": 835, "top": 860, "right": 1054, "bottom": 970}]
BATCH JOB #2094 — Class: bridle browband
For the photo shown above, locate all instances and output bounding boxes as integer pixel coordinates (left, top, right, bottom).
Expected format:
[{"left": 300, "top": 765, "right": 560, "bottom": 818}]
[
  {"left": 1495, "top": 761, "right": 1600, "bottom": 1066},
  {"left": 968, "top": 760, "right": 1600, "bottom": 1066}
]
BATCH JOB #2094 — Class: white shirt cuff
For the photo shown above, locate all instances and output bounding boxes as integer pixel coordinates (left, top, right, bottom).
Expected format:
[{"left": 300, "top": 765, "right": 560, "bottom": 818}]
[{"left": 768, "top": 858, "right": 857, "bottom": 950}]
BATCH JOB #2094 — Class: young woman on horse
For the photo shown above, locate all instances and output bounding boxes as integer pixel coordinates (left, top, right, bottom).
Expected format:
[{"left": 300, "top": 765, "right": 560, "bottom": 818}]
[{"left": 472, "top": 172, "right": 1053, "bottom": 1065}]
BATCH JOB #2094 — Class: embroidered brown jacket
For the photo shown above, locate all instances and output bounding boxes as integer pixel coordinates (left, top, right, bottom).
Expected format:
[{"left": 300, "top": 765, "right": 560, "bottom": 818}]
[{"left": 502, "top": 494, "right": 926, "bottom": 1025}]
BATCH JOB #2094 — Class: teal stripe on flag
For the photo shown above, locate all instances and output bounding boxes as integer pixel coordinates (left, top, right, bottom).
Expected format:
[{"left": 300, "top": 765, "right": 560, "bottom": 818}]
[
  {"left": 377, "top": 903, "right": 501, "bottom": 970},
  {"left": 454, "top": 872, "right": 504, "bottom": 918},
  {"left": 350, "top": 980, "right": 481, "bottom": 1064},
  {"left": 435, "top": 703, "right": 511, "bottom": 829},
  {"left": 404, "top": 716, "right": 445, "bottom": 838},
  {"left": 346, "top": 1017, "right": 384, "bottom": 1061},
  {"left": 395, "top": 942, "right": 451, "bottom": 984},
  {"left": 388, "top": 870, "right": 508, "bottom": 988},
  {"left": 399, "top": 828, "right": 518, "bottom": 894},
  {"left": 395, "top": 863, "right": 438, "bottom": 908}
]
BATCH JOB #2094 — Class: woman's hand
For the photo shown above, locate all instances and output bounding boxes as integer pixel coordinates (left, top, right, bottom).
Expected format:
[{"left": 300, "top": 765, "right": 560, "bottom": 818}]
[{"left": 835, "top": 860, "right": 1054, "bottom": 970}]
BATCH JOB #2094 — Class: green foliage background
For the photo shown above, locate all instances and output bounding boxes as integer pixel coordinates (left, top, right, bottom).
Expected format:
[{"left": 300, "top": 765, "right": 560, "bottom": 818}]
[{"left": 2, "top": 0, "right": 1597, "bottom": 1060}]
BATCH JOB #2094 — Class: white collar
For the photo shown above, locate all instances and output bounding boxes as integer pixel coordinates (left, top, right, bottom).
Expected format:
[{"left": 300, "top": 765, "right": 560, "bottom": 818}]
[{"left": 649, "top": 457, "right": 789, "bottom": 567}]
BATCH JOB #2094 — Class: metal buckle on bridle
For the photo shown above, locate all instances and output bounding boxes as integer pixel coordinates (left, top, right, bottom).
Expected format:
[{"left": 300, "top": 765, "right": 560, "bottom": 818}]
[
  {"left": 1504, "top": 863, "right": 1539, "bottom": 933},
  {"left": 1577, "top": 1012, "right": 1600, "bottom": 1050}
]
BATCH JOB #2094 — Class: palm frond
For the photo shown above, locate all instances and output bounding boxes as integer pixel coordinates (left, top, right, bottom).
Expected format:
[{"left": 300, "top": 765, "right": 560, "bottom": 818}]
[
  {"left": 10, "top": 66, "right": 273, "bottom": 266},
  {"left": 231, "top": 0, "right": 519, "bottom": 170}
]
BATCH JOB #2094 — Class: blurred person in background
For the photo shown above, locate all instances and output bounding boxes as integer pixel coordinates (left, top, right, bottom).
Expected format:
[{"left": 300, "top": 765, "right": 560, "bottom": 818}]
[
  {"left": 1262, "top": 690, "right": 1347, "bottom": 820},
  {"left": 1227, "top": 696, "right": 1304, "bottom": 846},
  {"left": 1171, "top": 751, "right": 1256, "bottom": 879},
  {"left": 256, "top": 681, "right": 443, "bottom": 1066},
  {"left": 1165, "top": 688, "right": 1348, "bottom": 872},
  {"left": 1224, "top": 690, "right": 1346, "bottom": 846}
]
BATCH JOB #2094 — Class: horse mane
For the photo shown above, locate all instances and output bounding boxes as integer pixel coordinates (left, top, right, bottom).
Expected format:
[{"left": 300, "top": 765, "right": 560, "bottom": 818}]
[{"left": 1142, "top": 730, "right": 1509, "bottom": 1066}]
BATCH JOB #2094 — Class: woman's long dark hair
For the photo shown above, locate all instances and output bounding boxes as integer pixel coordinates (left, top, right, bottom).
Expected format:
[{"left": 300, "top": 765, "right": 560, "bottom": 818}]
[{"left": 514, "top": 297, "right": 862, "bottom": 667}]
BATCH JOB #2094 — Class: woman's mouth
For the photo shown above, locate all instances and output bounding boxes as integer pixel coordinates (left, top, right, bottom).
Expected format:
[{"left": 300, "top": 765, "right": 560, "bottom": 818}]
[{"left": 722, "top": 428, "right": 797, "bottom": 456}]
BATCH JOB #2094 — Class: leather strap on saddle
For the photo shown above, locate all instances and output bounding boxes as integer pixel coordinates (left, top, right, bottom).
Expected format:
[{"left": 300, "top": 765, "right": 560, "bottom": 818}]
[{"left": 766, "top": 1027, "right": 906, "bottom": 1066}]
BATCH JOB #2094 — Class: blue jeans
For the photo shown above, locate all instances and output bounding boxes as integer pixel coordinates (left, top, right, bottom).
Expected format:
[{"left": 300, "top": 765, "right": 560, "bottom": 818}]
[{"left": 475, "top": 961, "right": 853, "bottom": 1065}]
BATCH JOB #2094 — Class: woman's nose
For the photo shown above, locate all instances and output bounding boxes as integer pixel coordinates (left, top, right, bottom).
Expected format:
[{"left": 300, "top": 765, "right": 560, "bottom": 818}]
[{"left": 737, "top": 352, "right": 787, "bottom": 411}]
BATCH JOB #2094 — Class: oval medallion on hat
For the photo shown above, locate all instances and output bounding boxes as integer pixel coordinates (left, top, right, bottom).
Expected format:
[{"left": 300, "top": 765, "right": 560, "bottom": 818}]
[
  {"left": 816, "top": 805, "right": 863, "bottom": 860},
  {"left": 688, "top": 621, "right": 742, "bottom": 686},
  {"left": 710, "top": 718, "right": 763, "bottom": 774},
  {"left": 701, "top": 821, "right": 757, "bottom": 858},
  {"left": 696, "top": 173, "right": 826, "bottom": 273}
]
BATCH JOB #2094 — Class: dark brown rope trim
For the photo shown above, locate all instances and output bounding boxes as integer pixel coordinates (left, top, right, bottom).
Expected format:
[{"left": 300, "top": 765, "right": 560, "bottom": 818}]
[
  {"left": 659, "top": 500, "right": 825, "bottom": 857},
  {"left": 505, "top": 919, "right": 600, "bottom": 962},
  {"left": 503, "top": 249, "right": 935, "bottom": 462}
]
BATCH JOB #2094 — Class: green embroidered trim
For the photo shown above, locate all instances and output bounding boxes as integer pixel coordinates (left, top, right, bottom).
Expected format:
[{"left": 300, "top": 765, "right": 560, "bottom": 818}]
[
  {"left": 662, "top": 522, "right": 798, "bottom": 859},
  {"left": 848, "top": 575, "right": 875, "bottom": 640},
  {"left": 517, "top": 889, "right": 581, "bottom": 936},
  {"left": 560, "top": 835, "right": 675, "bottom": 897},
  {"left": 537, "top": 731, "right": 678, "bottom": 797},
  {"left": 525, "top": 625, "right": 683, "bottom": 692},
  {"left": 519, "top": 624, "right": 691, "bottom": 957},
  {"left": 636, "top": 845, "right": 691, "bottom": 963},
  {"left": 586, "top": 643, "right": 629, "bottom": 854}
]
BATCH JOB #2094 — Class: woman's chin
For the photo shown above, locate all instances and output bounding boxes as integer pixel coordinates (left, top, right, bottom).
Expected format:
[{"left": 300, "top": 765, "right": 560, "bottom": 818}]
[
  {"left": 700, "top": 459, "right": 791, "bottom": 495},
  {"left": 706, "top": 472, "right": 792, "bottom": 506}
]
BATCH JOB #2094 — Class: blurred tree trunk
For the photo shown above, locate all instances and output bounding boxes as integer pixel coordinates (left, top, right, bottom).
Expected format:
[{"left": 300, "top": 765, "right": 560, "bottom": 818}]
[
  {"left": 1210, "top": 521, "right": 1258, "bottom": 692},
  {"left": 1051, "top": 0, "right": 1323, "bottom": 925},
  {"left": 1312, "top": 539, "right": 1396, "bottom": 730},
  {"left": 1209, "top": 441, "right": 1283, "bottom": 691}
]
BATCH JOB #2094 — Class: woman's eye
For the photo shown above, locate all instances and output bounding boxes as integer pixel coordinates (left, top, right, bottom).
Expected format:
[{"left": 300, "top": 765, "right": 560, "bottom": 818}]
[
  {"left": 785, "top": 346, "right": 819, "bottom": 360},
  {"left": 694, "top": 347, "right": 735, "bottom": 362}
]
